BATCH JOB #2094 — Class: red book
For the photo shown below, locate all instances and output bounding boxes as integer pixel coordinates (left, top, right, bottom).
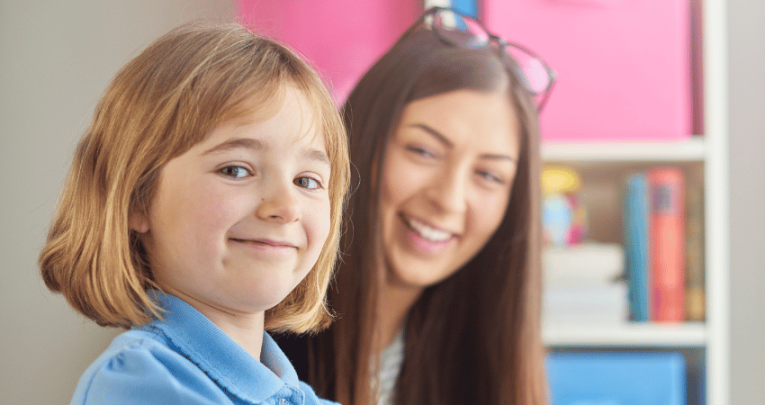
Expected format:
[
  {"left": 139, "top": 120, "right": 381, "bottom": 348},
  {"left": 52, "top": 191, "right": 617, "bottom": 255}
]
[{"left": 648, "top": 168, "right": 686, "bottom": 322}]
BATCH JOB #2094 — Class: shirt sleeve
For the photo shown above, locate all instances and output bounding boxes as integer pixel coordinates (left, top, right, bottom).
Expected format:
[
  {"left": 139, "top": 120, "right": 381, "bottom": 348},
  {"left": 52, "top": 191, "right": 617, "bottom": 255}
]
[{"left": 75, "top": 342, "right": 232, "bottom": 405}]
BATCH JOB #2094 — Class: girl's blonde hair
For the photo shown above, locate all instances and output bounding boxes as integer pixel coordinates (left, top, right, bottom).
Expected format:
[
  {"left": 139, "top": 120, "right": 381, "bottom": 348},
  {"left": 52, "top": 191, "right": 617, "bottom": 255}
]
[{"left": 39, "top": 22, "right": 350, "bottom": 333}]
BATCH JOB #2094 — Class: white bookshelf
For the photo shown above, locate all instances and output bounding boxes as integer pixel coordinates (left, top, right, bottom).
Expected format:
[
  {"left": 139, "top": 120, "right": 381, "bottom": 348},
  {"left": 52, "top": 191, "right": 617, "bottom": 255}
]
[
  {"left": 540, "top": 1, "right": 729, "bottom": 403},
  {"left": 543, "top": 322, "right": 707, "bottom": 348},
  {"left": 542, "top": 137, "right": 706, "bottom": 163},
  {"left": 700, "top": 0, "right": 730, "bottom": 404}
]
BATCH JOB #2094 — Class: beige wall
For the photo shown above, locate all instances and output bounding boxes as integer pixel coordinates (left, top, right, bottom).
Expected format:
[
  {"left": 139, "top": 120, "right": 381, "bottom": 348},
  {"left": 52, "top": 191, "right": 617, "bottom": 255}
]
[
  {"left": 0, "top": 1, "right": 236, "bottom": 403},
  {"left": 728, "top": 0, "right": 765, "bottom": 403}
]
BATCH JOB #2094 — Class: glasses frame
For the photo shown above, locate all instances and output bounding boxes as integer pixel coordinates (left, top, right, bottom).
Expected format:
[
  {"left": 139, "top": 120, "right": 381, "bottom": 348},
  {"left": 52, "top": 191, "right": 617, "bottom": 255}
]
[{"left": 404, "top": 6, "right": 557, "bottom": 111}]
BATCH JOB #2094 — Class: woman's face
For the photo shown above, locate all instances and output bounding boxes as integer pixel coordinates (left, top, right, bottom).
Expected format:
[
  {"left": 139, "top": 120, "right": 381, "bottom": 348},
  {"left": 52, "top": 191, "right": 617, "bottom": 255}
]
[{"left": 379, "top": 89, "right": 521, "bottom": 290}]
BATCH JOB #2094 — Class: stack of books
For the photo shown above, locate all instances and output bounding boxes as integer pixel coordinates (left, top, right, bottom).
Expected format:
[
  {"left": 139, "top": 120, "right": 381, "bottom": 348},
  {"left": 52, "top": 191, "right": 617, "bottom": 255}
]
[{"left": 542, "top": 242, "right": 628, "bottom": 325}]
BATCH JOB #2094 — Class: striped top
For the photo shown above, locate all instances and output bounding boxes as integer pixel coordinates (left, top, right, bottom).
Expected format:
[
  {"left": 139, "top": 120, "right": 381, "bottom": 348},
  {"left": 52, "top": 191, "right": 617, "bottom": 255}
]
[{"left": 377, "top": 329, "right": 405, "bottom": 405}]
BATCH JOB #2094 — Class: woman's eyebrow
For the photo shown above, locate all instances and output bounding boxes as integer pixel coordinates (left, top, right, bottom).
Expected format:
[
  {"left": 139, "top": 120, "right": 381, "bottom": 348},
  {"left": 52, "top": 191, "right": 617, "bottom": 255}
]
[
  {"left": 409, "top": 124, "right": 453, "bottom": 148},
  {"left": 410, "top": 123, "right": 516, "bottom": 163},
  {"left": 479, "top": 153, "right": 516, "bottom": 163},
  {"left": 203, "top": 138, "right": 264, "bottom": 155}
]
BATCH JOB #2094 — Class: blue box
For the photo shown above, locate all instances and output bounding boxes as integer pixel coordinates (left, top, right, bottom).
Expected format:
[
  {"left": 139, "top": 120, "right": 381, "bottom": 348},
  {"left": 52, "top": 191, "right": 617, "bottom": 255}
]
[
  {"left": 450, "top": 0, "right": 479, "bottom": 18},
  {"left": 547, "top": 352, "right": 686, "bottom": 405}
]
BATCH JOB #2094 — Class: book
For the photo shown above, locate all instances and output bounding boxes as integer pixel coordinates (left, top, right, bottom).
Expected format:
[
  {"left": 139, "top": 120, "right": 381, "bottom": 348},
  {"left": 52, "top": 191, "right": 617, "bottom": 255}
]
[
  {"left": 685, "top": 184, "right": 705, "bottom": 321},
  {"left": 624, "top": 173, "right": 650, "bottom": 322},
  {"left": 543, "top": 243, "right": 624, "bottom": 289},
  {"left": 543, "top": 283, "right": 629, "bottom": 325},
  {"left": 542, "top": 243, "right": 628, "bottom": 325},
  {"left": 648, "top": 168, "right": 686, "bottom": 322}
]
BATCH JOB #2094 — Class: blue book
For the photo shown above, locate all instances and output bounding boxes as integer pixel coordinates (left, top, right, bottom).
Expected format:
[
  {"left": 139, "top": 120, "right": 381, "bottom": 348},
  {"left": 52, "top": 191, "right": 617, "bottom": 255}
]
[
  {"left": 624, "top": 173, "right": 649, "bottom": 322},
  {"left": 547, "top": 352, "right": 686, "bottom": 405}
]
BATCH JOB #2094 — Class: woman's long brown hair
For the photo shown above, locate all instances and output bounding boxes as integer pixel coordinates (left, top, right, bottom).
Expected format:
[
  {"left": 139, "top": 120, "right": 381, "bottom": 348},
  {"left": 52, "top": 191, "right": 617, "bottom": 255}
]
[{"left": 307, "top": 29, "right": 547, "bottom": 405}]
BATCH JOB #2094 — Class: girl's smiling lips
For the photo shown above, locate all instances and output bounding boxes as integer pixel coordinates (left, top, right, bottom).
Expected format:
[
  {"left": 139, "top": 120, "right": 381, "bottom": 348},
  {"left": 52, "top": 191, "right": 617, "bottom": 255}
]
[{"left": 230, "top": 238, "right": 298, "bottom": 253}]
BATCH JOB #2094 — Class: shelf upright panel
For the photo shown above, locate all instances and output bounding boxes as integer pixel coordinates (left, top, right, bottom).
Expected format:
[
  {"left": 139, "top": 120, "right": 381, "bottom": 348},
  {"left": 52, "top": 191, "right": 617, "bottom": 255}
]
[{"left": 703, "top": 0, "right": 730, "bottom": 404}]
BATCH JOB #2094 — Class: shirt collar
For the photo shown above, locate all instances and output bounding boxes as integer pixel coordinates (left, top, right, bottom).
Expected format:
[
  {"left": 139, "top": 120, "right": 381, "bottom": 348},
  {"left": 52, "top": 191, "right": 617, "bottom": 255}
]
[{"left": 137, "top": 292, "right": 302, "bottom": 403}]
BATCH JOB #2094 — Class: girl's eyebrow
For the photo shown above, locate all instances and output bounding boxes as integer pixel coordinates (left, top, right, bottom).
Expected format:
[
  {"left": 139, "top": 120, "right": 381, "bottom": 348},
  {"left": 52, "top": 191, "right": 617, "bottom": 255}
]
[
  {"left": 201, "top": 137, "right": 331, "bottom": 168},
  {"left": 202, "top": 138, "right": 264, "bottom": 155},
  {"left": 409, "top": 123, "right": 516, "bottom": 163},
  {"left": 304, "top": 148, "right": 332, "bottom": 169}
]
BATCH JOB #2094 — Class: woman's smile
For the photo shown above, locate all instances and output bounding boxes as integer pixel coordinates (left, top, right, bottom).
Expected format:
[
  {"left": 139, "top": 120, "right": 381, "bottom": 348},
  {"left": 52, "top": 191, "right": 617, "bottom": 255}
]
[{"left": 400, "top": 214, "right": 456, "bottom": 243}]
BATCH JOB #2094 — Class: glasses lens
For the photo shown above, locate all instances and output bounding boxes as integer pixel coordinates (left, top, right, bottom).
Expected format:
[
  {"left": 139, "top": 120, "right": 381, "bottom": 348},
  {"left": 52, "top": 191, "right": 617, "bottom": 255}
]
[
  {"left": 504, "top": 45, "right": 551, "bottom": 95},
  {"left": 432, "top": 9, "right": 489, "bottom": 49},
  {"left": 427, "top": 8, "right": 554, "bottom": 107}
]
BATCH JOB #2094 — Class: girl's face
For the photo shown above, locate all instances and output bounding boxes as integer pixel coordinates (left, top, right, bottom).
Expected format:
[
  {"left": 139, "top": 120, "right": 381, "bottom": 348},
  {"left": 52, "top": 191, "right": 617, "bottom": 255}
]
[
  {"left": 379, "top": 89, "right": 520, "bottom": 290},
  {"left": 134, "top": 86, "right": 331, "bottom": 320}
]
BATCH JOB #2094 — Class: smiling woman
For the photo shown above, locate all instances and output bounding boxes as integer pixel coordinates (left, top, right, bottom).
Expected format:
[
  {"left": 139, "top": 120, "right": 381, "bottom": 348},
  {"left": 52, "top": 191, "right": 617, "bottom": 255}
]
[
  {"left": 380, "top": 89, "right": 519, "bottom": 291},
  {"left": 276, "top": 6, "right": 555, "bottom": 405}
]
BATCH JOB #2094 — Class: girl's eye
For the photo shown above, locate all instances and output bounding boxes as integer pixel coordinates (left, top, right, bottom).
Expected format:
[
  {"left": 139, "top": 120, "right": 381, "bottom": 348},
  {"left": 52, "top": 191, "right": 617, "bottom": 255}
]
[
  {"left": 295, "top": 176, "right": 323, "bottom": 190},
  {"left": 219, "top": 166, "right": 251, "bottom": 179}
]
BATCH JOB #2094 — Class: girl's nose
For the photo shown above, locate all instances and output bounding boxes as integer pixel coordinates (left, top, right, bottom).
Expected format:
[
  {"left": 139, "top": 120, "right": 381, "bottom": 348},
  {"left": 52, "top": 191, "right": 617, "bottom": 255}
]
[{"left": 255, "top": 181, "right": 301, "bottom": 224}]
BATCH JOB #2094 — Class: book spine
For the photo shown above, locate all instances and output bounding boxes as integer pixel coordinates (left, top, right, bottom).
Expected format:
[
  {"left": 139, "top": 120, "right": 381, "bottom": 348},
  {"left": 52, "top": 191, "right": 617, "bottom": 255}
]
[
  {"left": 648, "top": 168, "right": 686, "bottom": 322},
  {"left": 685, "top": 184, "right": 705, "bottom": 321},
  {"left": 624, "top": 174, "right": 650, "bottom": 322}
]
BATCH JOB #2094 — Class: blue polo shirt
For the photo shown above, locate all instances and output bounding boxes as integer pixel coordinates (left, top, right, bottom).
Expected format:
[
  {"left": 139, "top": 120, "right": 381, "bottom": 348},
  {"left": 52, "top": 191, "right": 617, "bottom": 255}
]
[{"left": 71, "top": 293, "right": 336, "bottom": 405}]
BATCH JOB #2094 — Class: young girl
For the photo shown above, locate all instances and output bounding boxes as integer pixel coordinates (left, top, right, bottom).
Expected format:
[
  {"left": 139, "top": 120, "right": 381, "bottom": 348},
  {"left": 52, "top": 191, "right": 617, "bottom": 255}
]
[
  {"left": 39, "top": 22, "right": 349, "bottom": 405},
  {"left": 278, "top": 7, "right": 555, "bottom": 405}
]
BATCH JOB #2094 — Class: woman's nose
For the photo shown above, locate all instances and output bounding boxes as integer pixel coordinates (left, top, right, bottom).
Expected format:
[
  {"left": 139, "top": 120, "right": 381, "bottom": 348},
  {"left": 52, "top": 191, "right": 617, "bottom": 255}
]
[
  {"left": 424, "top": 167, "right": 468, "bottom": 214},
  {"left": 255, "top": 180, "right": 301, "bottom": 224}
]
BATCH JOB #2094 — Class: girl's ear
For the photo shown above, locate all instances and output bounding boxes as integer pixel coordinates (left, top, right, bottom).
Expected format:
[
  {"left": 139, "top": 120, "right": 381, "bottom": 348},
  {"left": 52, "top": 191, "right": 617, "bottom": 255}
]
[{"left": 129, "top": 213, "right": 150, "bottom": 234}]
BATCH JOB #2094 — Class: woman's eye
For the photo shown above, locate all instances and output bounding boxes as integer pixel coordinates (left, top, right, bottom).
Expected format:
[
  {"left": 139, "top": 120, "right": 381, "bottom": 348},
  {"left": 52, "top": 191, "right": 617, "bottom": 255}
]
[
  {"left": 477, "top": 170, "right": 505, "bottom": 185},
  {"left": 219, "top": 166, "right": 251, "bottom": 179},
  {"left": 295, "top": 176, "right": 323, "bottom": 190},
  {"left": 405, "top": 145, "right": 437, "bottom": 159}
]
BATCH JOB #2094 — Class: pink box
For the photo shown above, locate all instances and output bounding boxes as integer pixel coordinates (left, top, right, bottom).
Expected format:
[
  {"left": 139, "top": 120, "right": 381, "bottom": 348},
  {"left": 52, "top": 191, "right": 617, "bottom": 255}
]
[
  {"left": 238, "top": 0, "right": 420, "bottom": 104},
  {"left": 484, "top": 0, "right": 692, "bottom": 141}
]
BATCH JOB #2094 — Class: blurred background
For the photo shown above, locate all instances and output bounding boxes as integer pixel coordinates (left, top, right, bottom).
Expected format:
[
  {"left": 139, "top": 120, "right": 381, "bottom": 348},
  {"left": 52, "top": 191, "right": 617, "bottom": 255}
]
[{"left": 1, "top": 0, "right": 762, "bottom": 404}]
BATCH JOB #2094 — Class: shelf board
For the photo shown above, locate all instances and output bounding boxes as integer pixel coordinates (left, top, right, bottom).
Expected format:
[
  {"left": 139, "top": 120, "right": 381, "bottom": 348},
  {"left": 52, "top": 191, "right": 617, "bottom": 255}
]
[
  {"left": 542, "top": 137, "right": 706, "bottom": 162},
  {"left": 543, "top": 322, "right": 707, "bottom": 348}
]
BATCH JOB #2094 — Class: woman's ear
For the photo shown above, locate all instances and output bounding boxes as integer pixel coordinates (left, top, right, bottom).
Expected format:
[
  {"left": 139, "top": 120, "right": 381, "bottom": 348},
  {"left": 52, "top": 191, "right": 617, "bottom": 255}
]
[{"left": 129, "top": 212, "right": 149, "bottom": 233}]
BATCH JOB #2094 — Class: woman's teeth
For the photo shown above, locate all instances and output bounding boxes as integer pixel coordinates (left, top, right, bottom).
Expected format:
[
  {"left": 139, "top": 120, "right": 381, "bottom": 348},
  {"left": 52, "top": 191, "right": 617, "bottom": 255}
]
[{"left": 406, "top": 217, "right": 452, "bottom": 242}]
